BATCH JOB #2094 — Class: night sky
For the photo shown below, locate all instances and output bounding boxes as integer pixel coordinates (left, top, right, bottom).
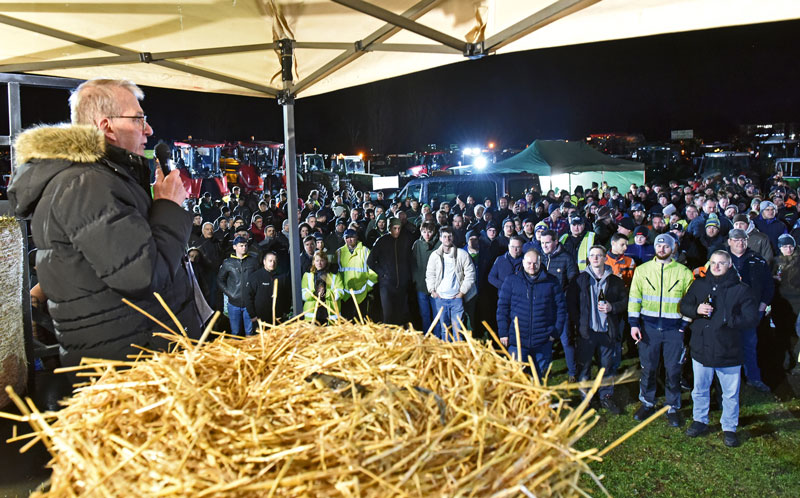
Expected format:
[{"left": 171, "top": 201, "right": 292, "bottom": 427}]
[{"left": 2, "top": 19, "right": 799, "bottom": 154}]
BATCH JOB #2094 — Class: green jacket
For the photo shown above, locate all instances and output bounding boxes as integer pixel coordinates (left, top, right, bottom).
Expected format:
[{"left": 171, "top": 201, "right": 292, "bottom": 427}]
[{"left": 411, "top": 237, "right": 441, "bottom": 293}]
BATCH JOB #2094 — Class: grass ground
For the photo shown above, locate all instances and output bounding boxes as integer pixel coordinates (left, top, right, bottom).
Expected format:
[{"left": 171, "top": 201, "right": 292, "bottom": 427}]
[{"left": 546, "top": 354, "right": 800, "bottom": 497}]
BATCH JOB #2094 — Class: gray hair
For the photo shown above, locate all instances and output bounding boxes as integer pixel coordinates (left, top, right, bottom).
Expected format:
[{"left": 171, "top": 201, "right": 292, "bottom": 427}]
[{"left": 69, "top": 79, "right": 144, "bottom": 125}]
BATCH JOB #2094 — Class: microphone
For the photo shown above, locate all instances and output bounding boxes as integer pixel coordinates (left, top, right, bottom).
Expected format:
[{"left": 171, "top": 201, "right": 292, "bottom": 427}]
[{"left": 154, "top": 142, "right": 171, "bottom": 176}]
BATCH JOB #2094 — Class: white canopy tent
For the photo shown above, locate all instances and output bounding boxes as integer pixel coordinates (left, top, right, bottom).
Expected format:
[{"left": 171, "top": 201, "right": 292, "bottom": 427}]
[{"left": 2, "top": 0, "right": 799, "bottom": 311}]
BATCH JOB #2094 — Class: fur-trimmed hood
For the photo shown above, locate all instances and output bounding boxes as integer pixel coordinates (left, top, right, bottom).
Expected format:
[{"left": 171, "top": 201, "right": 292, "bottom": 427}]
[{"left": 8, "top": 124, "right": 107, "bottom": 217}]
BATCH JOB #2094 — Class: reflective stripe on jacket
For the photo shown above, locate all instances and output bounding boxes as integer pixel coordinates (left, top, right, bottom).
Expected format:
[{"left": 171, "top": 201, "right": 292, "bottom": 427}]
[
  {"left": 628, "top": 258, "right": 694, "bottom": 330},
  {"left": 336, "top": 242, "right": 377, "bottom": 303},
  {"left": 301, "top": 271, "right": 345, "bottom": 322}
]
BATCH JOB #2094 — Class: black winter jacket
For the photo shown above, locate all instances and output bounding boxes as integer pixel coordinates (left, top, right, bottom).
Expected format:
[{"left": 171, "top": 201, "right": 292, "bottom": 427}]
[
  {"left": 729, "top": 249, "right": 774, "bottom": 306},
  {"left": 568, "top": 267, "right": 628, "bottom": 341},
  {"left": 680, "top": 270, "right": 760, "bottom": 367},
  {"left": 245, "top": 268, "right": 290, "bottom": 322},
  {"left": 8, "top": 124, "right": 201, "bottom": 366},
  {"left": 367, "top": 231, "right": 413, "bottom": 289},
  {"left": 217, "top": 254, "right": 260, "bottom": 307}
]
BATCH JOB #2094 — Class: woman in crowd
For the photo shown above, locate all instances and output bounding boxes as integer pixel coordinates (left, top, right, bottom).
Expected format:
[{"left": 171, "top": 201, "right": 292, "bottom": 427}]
[{"left": 301, "top": 250, "right": 344, "bottom": 324}]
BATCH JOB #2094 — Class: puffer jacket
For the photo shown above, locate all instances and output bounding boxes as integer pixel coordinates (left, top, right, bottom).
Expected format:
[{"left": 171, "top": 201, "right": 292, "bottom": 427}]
[
  {"left": 540, "top": 244, "right": 578, "bottom": 290},
  {"left": 8, "top": 124, "right": 201, "bottom": 366},
  {"left": 497, "top": 269, "right": 566, "bottom": 348},
  {"left": 488, "top": 252, "right": 522, "bottom": 290},
  {"left": 217, "top": 254, "right": 260, "bottom": 307},
  {"left": 680, "top": 270, "right": 760, "bottom": 367},
  {"left": 411, "top": 236, "right": 440, "bottom": 293}
]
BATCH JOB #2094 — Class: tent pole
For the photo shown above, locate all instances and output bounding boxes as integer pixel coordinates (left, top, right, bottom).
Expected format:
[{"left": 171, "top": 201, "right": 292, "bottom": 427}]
[{"left": 278, "top": 39, "right": 303, "bottom": 317}]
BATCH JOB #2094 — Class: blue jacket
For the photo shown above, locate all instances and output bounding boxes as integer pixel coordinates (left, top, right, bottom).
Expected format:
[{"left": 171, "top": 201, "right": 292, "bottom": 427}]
[
  {"left": 497, "top": 269, "right": 567, "bottom": 348},
  {"left": 488, "top": 252, "right": 522, "bottom": 289},
  {"left": 688, "top": 212, "right": 732, "bottom": 238},
  {"left": 753, "top": 215, "right": 788, "bottom": 252},
  {"left": 540, "top": 244, "right": 578, "bottom": 290},
  {"left": 729, "top": 249, "right": 774, "bottom": 306},
  {"left": 625, "top": 243, "right": 655, "bottom": 266}
]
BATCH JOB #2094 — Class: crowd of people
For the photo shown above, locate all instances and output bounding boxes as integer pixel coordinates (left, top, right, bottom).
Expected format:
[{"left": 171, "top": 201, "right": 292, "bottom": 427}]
[
  {"left": 189, "top": 170, "right": 800, "bottom": 448},
  {"left": 9, "top": 78, "right": 800, "bottom": 449}
]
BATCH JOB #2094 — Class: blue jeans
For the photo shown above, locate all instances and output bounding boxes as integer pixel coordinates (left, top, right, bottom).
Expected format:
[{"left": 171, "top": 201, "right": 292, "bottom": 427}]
[
  {"left": 509, "top": 342, "right": 553, "bottom": 379},
  {"left": 561, "top": 322, "right": 576, "bottom": 377},
  {"left": 417, "top": 291, "right": 436, "bottom": 334},
  {"left": 228, "top": 304, "right": 253, "bottom": 336},
  {"left": 692, "top": 359, "right": 741, "bottom": 432},
  {"left": 741, "top": 322, "right": 762, "bottom": 383},
  {"left": 433, "top": 297, "right": 465, "bottom": 341}
]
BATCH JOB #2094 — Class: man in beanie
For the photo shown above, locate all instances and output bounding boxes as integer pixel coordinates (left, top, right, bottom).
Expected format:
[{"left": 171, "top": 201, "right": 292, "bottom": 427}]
[
  {"left": 625, "top": 225, "right": 655, "bottom": 265},
  {"left": 368, "top": 217, "right": 413, "bottom": 325},
  {"left": 699, "top": 215, "right": 727, "bottom": 260},
  {"left": 629, "top": 233, "right": 694, "bottom": 427},
  {"left": 772, "top": 234, "right": 800, "bottom": 375},
  {"left": 680, "top": 250, "right": 760, "bottom": 447},
  {"left": 545, "top": 203, "right": 568, "bottom": 237},
  {"left": 688, "top": 198, "right": 732, "bottom": 238},
  {"left": 593, "top": 205, "right": 616, "bottom": 248},
  {"left": 754, "top": 200, "right": 788, "bottom": 252},
  {"left": 727, "top": 228, "right": 773, "bottom": 392},
  {"left": 618, "top": 216, "right": 636, "bottom": 242},
  {"left": 732, "top": 213, "right": 773, "bottom": 264},
  {"left": 560, "top": 215, "right": 597, "bottom": 271}
]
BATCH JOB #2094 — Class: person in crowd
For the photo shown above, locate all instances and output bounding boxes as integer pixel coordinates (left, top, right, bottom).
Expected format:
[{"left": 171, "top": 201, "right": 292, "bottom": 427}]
[
  {"left": 411, "top": 222, "right": 441, "bottom": 332},
  {"left": 560, "top": 215, "right": 596, "bottom": 270},
  {"left": 680, "top": 250, "right": 760, "bottom": 448},
  {"left": 569, "top": 245, "right": 628, "bottom": 414},
  {"left": 539, "top": 229, "right": 579, "bottom": 381},
  {"left": 698, "top": 215, "right": 728, "bottom": 259},
  {"left": 8, "top": 78, "right": 202, "bottom": 366},
  {"left": 726, "top": 228, "right": 774, "bottom": 392},
  {"left": 593, "top": 206, "right": 616, "bottom": 248},
  {"left": 425, "top": 227, "right": 476, "bottom": 341},
  {"left": 218, "top": 236, "right": 260, "bottom": 336},
  {"left": 497, "top": 249, "right": 567, "bottom": 378},
  {"left": 489, "top": 236, "right": 524, "bottom": 290},
  {"left": 606, "top": 233, "right": 636, "bottom": 287},
  {"left": 544, "top": 204, "right": 568, "bottom": 237},
  {"left": 732, "top": 213, "right": 773, "bottom": 264},
  {"left": 772, "top": 234, "right": 800, "bottom": 375},
  {"left": 250, "top": 214, "right": 266, "bottom": 243},
  {"left": 301, "top": 250, "right": 344, "bottom": 324},
  {"left": 625, "top": 225, "right": 655, "bottom": 265},
  {"left": 337, "top": 229, "right": 378, "bottom": 320},
  {"left": 366, "top": 213, "right": 389, "bottom": 248},
  {"left": 688, "top": 198, "right": 732, "bottom": 238},
  {"left": 195, "top": 221, "right": 223, "bottom": 306},
  {"left": 368, "top": 218, "right": 413, "bottom": 325},
  {"left": 629, "top": 233, "right": 694, "bottom": 427},
  {"left": 670, "top": 222, "right": 706, "bottom": 270},
  {"left": 753, "top": 200, "right": 788, "bottom": 252},
  {"left": 245, "top": 251, "right": 290, "bottom": 325}
]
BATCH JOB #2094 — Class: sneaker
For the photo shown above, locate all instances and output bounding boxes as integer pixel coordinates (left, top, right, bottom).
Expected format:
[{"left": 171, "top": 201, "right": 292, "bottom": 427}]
[
  {"left": 666, "top": 411, "right": 683, "bottom": 428},
  {"left": 748, "top": 380, "right": 770, "bottom": 392},
  {"left": 723, "top": 431, "right": 740, "bottom": 447},
  {"left": 568, "top": 375, "right": 577, "bottom": 384},
  {"left": 633, "top": 404, "right": 655, "bottom": 421},
  {"left": 686, "top": 421, "right": 709, "bottom": 437},
  {"left": 600, "top": 395, "right": 622, "bottom": 415},
  {"left": 680, "top": 378, "right": 693, "bottom": 391}
]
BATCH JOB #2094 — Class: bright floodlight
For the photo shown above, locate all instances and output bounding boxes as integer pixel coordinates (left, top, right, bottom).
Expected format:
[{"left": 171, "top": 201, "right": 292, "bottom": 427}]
[{"left": 474, "top": 156, "right": 488, "bottom": 169}]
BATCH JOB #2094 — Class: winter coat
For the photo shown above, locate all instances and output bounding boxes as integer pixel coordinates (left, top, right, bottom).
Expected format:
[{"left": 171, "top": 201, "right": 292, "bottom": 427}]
[
  {"left": 568, "top": 267, "right": 628, "bottom": 341},
  {"left": 497, "top": 269, "right": 567, "bottom": 348},
  {"left": 625, "top": 243, "right": 655, "bottom": 266},
  {"left": 217, "top": 254, "right": 260, "bottom": 307},
  {"left": 746, "top": 223, "right": 774, "bottom": 265},
  {"left": 541, "top": 244, "right": 578, "bottom": 290},
  {"left": 753, "top": 215, "right": 788, "bottom": 251},
  {"left": 245, "top": 269, "right": 290, "bottom": 323},
  {"left": 7, "top": 124, "right": 201, "bottom": 366},
  {"left": 488, "top": 252, "right": 522, "bottom": 290},
  {"left": 367, "top": 231, "right": 413, "bottom": 289},
  {"left": 729, "top": 249, "right": 774, "bottom": 306},
  {"left": 425, "top": 246, "right": 477, "bottom": 301},
  {"left": 773, "top": 252, "right": 800, "bottom": 314},
  {"left": 411, "top": 237, "right": 441, "bottom": 293},
  {"left": 301, "top": 271, "right": 345, "bottom": 322},
  {"left": 680, "top": 270, "right": 760, "bottom": 367}
]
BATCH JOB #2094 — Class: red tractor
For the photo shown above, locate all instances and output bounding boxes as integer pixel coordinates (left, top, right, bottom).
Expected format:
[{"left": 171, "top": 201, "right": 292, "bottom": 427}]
[
  {"left": 173, "top": 139, "right": 229, "bottom": 200},
  {"left": 221, "top": 140, "right": 285, "bottom": 194}
]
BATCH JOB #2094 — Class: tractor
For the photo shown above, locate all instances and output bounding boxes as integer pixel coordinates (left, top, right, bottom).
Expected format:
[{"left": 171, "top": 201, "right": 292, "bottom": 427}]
[{"left": 173, "top": 139, "right": 229, "bottom": 200}]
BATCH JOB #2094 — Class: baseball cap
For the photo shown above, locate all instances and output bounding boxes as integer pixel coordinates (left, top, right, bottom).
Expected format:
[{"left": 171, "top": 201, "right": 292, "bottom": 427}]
[
  {"left": 569, "top": 215, "right": 585, "bottom": 225},
  {"left": 631, "top": 202, "right": 645, "bottom": 212},
  {"left": 728, "top": 229, "right": 748, "bottom": 240},
  {"left": 389, "top": 217, "right": 402, "bottom": 227},
  {"left": 669, "top": 222, "right": 684, "bottom": 232},
  {"left": 343, "top": 229, "right": 357, "bottom": 238},
  {"left": 232, "top": 236, "right": 247, "bottom": 246},
  {"left": 634, "top": 225, "right": 649, "bottom": 237},
  {"left": 313, "top": 232, "right": 324, "bottom": 241}
]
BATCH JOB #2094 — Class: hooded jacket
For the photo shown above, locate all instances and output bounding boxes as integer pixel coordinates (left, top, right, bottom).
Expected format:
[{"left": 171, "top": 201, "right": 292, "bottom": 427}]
[
  {"left": 745, "top": 222, "right": 774, "bottom": 265},
  {"left": 680, "top": 269, "right": 760, "bottom": 367},
  {"left": 7, "top": 124, "right": 201, "bottom": 366}
]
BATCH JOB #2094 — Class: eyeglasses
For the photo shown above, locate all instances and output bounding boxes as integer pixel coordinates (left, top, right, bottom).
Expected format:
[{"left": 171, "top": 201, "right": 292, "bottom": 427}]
[{"left": 107, "top": 115, "right": 148, "bottom": 131}]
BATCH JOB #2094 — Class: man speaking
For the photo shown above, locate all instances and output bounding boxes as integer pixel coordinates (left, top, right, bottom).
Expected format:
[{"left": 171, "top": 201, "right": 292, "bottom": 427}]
[{"left": 8, "top": 78, "right": 202, "bottom": 366}]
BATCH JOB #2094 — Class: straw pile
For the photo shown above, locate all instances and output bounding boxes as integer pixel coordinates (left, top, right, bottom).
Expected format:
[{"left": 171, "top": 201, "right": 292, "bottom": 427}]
[
  {"left": 0, "top": 216, "right": 27, "bottom": 408},
  {"left": 3, "top": 308, "right": 657, "bottom": 497}
]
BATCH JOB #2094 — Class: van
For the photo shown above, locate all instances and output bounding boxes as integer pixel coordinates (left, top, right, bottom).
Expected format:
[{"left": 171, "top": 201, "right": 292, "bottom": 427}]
[{"left": 395, "top": 173, "right": 541, "bottom": 205}]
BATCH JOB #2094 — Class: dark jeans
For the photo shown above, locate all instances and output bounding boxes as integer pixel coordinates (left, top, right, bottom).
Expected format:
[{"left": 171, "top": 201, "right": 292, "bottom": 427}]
[
  {"left": 509, "top": 342, "right": 553, "bottom": 379},
  {"left": 577, "top": 332, "right": 619, "bottom": 398},
  {"left": 638, "top": 324, "right": 683, "bottom": 411},
  {"left": 380, "top": 284, "right": 409, "bottom": 326}
]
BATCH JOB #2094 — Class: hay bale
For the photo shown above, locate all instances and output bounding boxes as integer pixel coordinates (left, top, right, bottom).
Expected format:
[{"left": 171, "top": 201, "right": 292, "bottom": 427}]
[
  {"left": 0, "top": 216, "right": 27, "bottom": 408},
  {"left": 3, "top": 314, "right": 650, "bottom": 497}
]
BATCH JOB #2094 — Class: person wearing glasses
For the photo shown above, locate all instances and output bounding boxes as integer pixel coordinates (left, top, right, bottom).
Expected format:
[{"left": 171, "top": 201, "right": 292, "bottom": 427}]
[{"left": 8, "top": 78, "right": 203, "bottom": 368}]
